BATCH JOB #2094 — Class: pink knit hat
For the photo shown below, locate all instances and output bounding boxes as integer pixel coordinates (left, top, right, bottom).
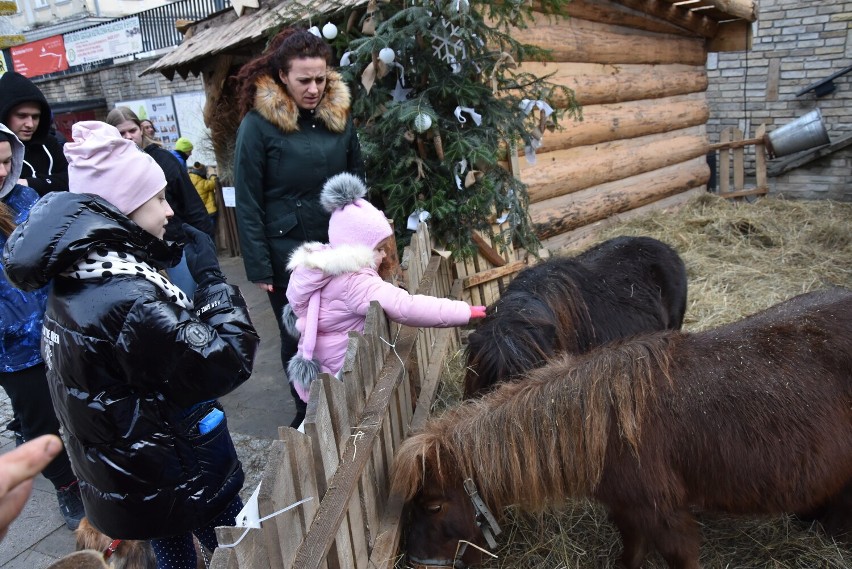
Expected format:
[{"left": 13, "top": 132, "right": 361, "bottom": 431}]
[
  {"left": 321, "top": 173, "right": 392, "bottom": 250},
  {"left": 65, "top": 121, "right": 167, "bottom": 215}
]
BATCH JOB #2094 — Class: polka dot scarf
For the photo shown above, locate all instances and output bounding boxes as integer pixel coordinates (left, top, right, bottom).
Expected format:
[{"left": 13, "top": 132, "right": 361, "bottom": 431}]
[{"left": 62, "top": 248, "right": 193, "bottom": 309}]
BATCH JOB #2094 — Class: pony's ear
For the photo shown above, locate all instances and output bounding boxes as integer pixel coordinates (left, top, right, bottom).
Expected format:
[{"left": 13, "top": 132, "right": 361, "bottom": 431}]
[{"left": 391, "top": 433, "right": 440, "bottom": 500}]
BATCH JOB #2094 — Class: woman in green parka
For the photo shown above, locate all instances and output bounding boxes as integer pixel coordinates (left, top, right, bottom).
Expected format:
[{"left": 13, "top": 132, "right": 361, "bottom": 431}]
[{"left": 233, "top": 27, "right": 365, "bottom": 427}]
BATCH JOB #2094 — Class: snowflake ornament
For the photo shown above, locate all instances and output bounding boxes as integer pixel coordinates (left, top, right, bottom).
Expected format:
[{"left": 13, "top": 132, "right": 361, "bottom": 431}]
[{"left": 430, "top": 19, "right": 466, "bottom": 73}]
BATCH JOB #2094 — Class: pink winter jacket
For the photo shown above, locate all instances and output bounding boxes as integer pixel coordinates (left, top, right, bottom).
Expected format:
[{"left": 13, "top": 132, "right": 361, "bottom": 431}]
[{"left": 286, "top": 242, "right": 471, "bottom": 380}]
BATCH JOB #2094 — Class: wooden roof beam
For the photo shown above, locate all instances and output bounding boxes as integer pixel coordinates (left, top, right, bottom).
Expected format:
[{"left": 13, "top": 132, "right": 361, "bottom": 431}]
[
  {"left": 698, "top": 0, "right": 756, "bottom": 21},
  {"left": 618, "top": 0, "right": 718, "bottom": 38}
]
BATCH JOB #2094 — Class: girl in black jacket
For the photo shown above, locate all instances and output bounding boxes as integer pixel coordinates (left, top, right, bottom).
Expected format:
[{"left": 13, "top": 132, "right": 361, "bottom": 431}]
[{"left": 2, "top": 121, "right": 260, "bottom": 569}]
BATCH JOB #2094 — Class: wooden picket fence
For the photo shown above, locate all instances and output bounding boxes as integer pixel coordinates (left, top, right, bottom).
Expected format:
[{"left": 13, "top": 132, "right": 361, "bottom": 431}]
[{"left": 209, "top": 222, "right": 462, "bottom": 569}]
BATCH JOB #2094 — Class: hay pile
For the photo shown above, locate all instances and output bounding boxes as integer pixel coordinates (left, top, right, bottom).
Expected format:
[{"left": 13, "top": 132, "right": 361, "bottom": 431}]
[{"left": 430, "top": 194, "right": 852, "bottom": 569}]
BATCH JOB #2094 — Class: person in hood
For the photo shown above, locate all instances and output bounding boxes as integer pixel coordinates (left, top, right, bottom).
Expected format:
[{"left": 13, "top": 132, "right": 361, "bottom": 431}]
[
  {"left": 0, "top": 72, "right": 69, "bottom": 195},
  {"left": 232, "top": 26, "right": 365, "bottom": 428},
  {"left": 284, "top": 173, "right": 486, "bottom": 406},
  {"left": 0, "top": 123, "right": 85, "bottom": 531},
  {"left": 2, "top": 121, "right": 260, "bottom": 569}
]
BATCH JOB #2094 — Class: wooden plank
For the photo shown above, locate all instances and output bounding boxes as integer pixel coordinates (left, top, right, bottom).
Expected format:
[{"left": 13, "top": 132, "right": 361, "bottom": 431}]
[
  {"left": 732, "top": 128, "right": 745, "bottom": 191},
  {"left": 463, "top": 259, "right": 530, "bottom": 289},
  {"left": 215, "top": 526, "right": 270, "bottom": 569},
  {"left": 718, "top": 186, "right": 768, "bottom": 199},
  {"left": 754, "top": 124, "right": 767, "bottom": 190},
  {"left": 209, "top": 546, "right": 239, "bottom": 569},
  {"left": 719, "top": 127, "right": 732, "bottom": 195},
  {"left": 277, "top": 427, "right": 323, "bottom": 569}
]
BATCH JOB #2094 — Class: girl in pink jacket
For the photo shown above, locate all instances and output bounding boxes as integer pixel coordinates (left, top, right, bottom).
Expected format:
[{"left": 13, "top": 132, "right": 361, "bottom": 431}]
[{"left": 285, "top": 173, "right": 485, "bottom": 402}]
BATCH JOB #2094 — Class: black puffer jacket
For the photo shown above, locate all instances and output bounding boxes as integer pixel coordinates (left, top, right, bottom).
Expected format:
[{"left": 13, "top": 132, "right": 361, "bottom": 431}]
[{"left": 2, "top": 192, "right": 260, "bottom": 539}]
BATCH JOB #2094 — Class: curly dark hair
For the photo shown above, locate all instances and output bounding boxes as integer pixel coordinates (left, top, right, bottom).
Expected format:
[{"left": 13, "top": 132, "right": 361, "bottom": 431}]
[{"left": 233, "top": 28, "right": 333, "bottom": 119}]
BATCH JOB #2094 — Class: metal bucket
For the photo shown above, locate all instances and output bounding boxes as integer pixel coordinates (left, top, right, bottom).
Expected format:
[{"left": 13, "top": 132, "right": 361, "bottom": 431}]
[{"left": 764, "top": 108, "right": 831, "bottom": 158}]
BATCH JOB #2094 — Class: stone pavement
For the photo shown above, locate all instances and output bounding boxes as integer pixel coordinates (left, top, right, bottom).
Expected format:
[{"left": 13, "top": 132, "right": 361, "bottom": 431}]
[{"left": 0, "top": 254, "right": 296, "bottom": 568}]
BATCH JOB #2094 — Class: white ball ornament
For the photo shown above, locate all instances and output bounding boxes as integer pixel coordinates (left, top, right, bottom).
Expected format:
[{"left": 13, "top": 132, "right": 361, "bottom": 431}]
[
  {"left": 414, "top": 113, "right": 432, "bottom": 133},
  {"left": 322, "top": 23, "right": 338, "bottom": 39},
  {"left": 378, "top": 47, "right": 396, "bottom": 64},
  {"left": 308, "top": 26, "right": 321, "bottom": 37}
]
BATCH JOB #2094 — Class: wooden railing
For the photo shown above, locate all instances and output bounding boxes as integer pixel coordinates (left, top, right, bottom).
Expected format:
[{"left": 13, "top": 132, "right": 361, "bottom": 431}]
[
  {"left": 709, "top": 124, "right": 768, "bottom": 199},
  {"left": 210, "top": 222, "right": 461, "bottom": 569}
]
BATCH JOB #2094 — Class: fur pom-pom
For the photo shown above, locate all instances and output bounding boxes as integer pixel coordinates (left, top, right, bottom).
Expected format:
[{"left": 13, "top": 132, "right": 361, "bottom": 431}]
[
  {"left": 281, "top": 304, "right": 300, "bottom": 339},
  {"left": 320, "top": 172, "right": 367, "bottom": 213},
  {"left": 288, "top": 355, "right": 320, "bottom": 402}
]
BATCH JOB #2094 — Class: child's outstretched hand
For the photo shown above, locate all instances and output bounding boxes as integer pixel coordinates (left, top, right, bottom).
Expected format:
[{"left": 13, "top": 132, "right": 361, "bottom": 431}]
[{"left": 470, "top": 306, "right": 487, "bottom": 319}]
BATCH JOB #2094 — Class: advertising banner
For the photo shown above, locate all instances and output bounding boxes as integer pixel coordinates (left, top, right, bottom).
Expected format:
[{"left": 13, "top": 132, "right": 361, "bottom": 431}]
[
  {"left": 65, "top": 17, "right": 142, "bottom": 66},
  {"left": 115, "top": 96, "right": 179, "bottom": 148},
  {"left": 11, "top": 35, "right": 69, "bottom": 77}
]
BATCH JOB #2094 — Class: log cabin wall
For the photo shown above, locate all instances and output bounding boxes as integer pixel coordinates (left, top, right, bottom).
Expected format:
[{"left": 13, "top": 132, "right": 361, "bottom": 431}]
[
  {"left": 141, "top": 0, "right": 758, "bottom": 254},
  {"left": 705, "top": 0, "right": 852, "bottom": 202},
  {"left": 509, "top": 0, "right": 714, "bottom": 253}
]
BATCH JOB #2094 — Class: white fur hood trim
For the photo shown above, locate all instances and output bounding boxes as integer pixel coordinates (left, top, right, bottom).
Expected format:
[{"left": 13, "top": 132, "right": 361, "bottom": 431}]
[{"left": 287, "top": 242, "right": 378, "bottom": 276}]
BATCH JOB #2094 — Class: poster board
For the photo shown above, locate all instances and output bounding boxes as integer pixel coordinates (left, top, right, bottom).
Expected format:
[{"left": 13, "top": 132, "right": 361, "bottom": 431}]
[
  {"left": 114, "top": 96, "right": 179, "bottom": 148},
  {"left": 172, "top": 91, "right": 216, "bottom": 167}
]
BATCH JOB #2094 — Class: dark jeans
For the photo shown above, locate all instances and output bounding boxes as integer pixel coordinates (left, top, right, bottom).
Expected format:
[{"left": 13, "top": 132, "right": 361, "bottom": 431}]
[
  {"left": 0, "top": 364, "right": 76, "bottom": 489},
  {"left": 266, "top": 287, "right": 306, "bottom": 428}
]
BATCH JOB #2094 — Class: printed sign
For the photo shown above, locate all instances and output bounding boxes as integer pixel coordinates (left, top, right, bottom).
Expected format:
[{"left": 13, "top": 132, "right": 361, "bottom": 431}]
[
  {"left": 65, "top": 17, "right": 142, "bottom": 66},
  {"left": 11, "top": 35, "right": 69, "bottom": 78},
  {"left": 115, "top": 97, "right": 180, "bottom": 148}
]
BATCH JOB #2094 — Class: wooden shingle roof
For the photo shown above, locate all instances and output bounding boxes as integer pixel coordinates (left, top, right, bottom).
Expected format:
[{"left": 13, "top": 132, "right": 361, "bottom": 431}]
[{"left": 143, "top": 0, "right": 757, "bottom": 79}]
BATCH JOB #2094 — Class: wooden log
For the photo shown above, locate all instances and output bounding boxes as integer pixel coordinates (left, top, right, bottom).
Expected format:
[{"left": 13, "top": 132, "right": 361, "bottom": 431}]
[
  {"left": 500, "top": 12, "right": 706, "bottom": 65},
  {"left": 514, "top": 62, "right": 707, "bottom": 107},
  {"left": 513, "top": 126, "right": 708, "bottom": 203},
  {"left": 560, "top": 0, "right": 702, "bottom": 37},
  {"left": 541, "top": 187, "right": 705, "bottom": 253},
  {"left": 527, "top": 93, "right": 709, "bottom": 153},
  {"left": 530, "top": 156, "right": 710, "bottom": 239},
  {"left": 615, "top": 0, "right": 718, "bottom": 37},
  {"left": 695, "top": 0, "right": 757, "bottom": 22}
]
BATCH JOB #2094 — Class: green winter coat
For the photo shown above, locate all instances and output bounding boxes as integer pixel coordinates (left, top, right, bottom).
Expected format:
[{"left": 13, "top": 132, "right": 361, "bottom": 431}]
[{"left": 233, "top": 71, "right": 364, "bottom": 289}]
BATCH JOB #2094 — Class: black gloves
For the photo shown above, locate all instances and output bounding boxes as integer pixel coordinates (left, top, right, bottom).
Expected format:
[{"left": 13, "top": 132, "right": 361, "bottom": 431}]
[{"left": 183, "top": 223, "right": 226, "bottom": 289}]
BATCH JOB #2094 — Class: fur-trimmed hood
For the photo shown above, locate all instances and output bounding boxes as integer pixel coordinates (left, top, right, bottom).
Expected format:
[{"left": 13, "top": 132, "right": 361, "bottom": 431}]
[
  {"left": 287, "top": 241, "right": 378, "bottom": 276},
  {"left": 253, "top": 70, "right": 351, "bottom": 134}
]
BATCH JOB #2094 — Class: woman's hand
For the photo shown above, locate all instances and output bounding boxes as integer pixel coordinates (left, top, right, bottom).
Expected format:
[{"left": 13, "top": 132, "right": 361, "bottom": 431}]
[{"left": 255, "top": 282, "right": 274, "bottom": 292}]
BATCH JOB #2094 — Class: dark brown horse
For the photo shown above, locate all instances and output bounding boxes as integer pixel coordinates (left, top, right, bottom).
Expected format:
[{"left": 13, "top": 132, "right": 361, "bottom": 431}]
[
  {"left": 464, "top": 236, "right": 687, "bottom": 398},
  {"left": 394, "top": 288, "right": 852, "bottom": 569}
]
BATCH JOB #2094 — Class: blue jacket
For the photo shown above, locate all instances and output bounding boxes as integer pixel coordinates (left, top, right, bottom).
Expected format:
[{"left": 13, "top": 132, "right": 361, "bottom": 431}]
[{"left": 0, "top": 183, "right": 46, "bottom": 372}]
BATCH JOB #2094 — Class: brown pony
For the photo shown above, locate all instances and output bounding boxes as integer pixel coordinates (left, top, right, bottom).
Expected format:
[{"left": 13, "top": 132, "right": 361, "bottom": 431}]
[
  {"left": 394, "top": 287, "right": 852, "bottom": 569},
  {"left": 463, "top": 236, "right": 687, "bottom": 398}
]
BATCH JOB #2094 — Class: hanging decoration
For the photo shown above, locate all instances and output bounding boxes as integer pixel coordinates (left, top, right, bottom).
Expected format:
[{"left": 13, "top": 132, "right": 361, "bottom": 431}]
[
  {"left": 308, "top": 26, "right": 321, "bottom": 37},
  {"left": 390, "top": 76, "right": 413, "bottom": 102},
  {"left": 406, "top": 209, "right": 431, "bottom": 230},
  {"left": 378, "top": 47, "right": 396, "bottom": 64},
  {"left": 454, "top": 106, "right": 482, "bottom": 126},
  {"left": 518, "top": 98, "right": 554, "bottom": 164},
  {"left": 413, "top": 113, "right": 432, "bottom": 133},
  {"left": 489, "top": 52, "right": 517, "bottom": 94},
  {"left": 322, "top": 23, "right": 338, "bottom": 39},
  {"left": 340, "top": 51, "right": 353, "bottom": 66},
  {"left": 430, "top": 19, "right": 466, "bottom": 74},
  {"left": 450, "top": 0, "right": 470, "bottom": 15},
  {"left": 362, "top": 0, "right": 379, "bottom": 35}
]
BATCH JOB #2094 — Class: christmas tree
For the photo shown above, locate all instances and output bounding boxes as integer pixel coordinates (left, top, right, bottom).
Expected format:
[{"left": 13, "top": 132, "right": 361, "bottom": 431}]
[{"left": 319, "top": 0, "right": 580, "bottom": 258}]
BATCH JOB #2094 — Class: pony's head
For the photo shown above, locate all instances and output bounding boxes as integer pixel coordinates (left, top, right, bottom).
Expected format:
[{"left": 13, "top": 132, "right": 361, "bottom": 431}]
[
  {"left": 392, "top": 431, "right": 489, "bottom": 568},
  {"left": 463, "top": 293, "right": 570, "bottom": 399}
]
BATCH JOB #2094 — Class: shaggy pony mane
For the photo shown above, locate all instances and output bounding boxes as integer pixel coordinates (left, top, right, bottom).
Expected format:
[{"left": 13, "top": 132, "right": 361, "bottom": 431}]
[{"left": 393, "top": 335, "right": 674, "bottom": 513}]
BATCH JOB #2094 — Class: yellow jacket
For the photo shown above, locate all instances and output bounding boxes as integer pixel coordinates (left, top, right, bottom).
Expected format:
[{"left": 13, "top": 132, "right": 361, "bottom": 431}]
[{"left": 188, "top": 170, "right": 218, "bottom": 215}]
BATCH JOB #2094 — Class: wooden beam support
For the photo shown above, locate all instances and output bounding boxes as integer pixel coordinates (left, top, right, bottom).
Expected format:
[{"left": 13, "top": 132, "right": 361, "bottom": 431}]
[{"left": 617, "top": 0, "right": 718, "bottom": 38}]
